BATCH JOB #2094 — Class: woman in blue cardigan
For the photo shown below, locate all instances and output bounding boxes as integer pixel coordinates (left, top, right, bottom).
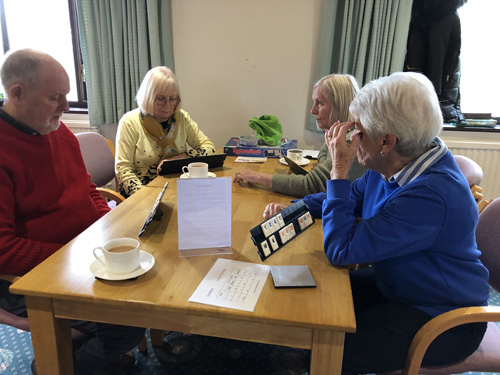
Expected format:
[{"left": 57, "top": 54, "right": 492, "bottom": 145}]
[{"left": 263, "top": 72, "right": 489, "bottom": 374}]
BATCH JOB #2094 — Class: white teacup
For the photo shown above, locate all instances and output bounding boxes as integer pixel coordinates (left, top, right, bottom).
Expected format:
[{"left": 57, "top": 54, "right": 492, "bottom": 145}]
[
  {"left": 93, "top": 238, "right": 140, "bottom": 275},
  {"left": 287, "top": 149, "right": 304, "bottom": 163},
  {"left": 182, "top": 162, "right": 209, "bottom": 178}
]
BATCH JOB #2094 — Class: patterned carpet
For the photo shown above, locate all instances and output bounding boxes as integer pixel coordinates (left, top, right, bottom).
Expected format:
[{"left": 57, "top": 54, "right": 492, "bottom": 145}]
[{"left": 1, "top": 287, "right": 498, "bottom": 375}]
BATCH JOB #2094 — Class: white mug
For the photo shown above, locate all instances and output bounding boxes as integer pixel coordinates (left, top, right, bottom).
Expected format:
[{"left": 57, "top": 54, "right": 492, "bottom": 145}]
[
  {"left": 182, "top": 162, "right": 209, "bottom": 178},
  {"left": 93, "top": 238, "right": 140, "bottom": 275},
  {"left": 287, "top": 149, "right": 304, "bottom": 163}
]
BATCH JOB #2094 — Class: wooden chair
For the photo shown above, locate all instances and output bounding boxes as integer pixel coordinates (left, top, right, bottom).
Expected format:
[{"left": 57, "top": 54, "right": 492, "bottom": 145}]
[
  {"left": 401, "top": 197, "right": 500, "bottom": 375},
  {"left": 75, "top": 132, "right": 125, "bottom": 206},
  {"left": 452, "top": 154, "right": 492, "bottom": 213},
  {"left": 470, "top": 184, "right": 493, "bottom": 214}
]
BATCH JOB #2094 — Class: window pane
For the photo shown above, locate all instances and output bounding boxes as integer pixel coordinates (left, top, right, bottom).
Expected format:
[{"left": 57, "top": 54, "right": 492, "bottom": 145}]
[
  {"left": 459, "top": 1, "right": 500, "bottom": 117},
  {"left": 1, "top": 0, "right": 78, "bottom": 101}
]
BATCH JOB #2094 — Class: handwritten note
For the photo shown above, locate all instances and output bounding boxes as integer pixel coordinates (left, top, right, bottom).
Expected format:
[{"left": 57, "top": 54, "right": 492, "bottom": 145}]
[{"left": 189, "top": 259, "right": 270, "bottom": 312}]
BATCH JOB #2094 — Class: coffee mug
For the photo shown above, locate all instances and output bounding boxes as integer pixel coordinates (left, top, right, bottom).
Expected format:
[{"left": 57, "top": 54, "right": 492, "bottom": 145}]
[
  {"left": 287, "top": 149, "right": 304, "bottom": 163},
  {"left": 182, "top": 162, "right": 209, "bottom": 178},
  {"left": 93, "top": 238, "right": 140, "bottom": 275}
]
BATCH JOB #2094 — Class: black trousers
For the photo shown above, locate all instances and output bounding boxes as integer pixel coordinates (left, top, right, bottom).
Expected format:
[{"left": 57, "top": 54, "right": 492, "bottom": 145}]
[
  {"left": 0, "top": 280, "right": 145, "bottom": 375},
  {"left": 342, "top": 268, "right": 486, "bottom": 375}
]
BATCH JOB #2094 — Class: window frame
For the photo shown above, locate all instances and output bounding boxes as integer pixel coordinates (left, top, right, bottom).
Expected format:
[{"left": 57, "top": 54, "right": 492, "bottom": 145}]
[
  {"left": 67, "top": 0, "right": 87, "bottom": 110},
  {"left": 0, "top": 0, "right": 87, "bottom": 111}
]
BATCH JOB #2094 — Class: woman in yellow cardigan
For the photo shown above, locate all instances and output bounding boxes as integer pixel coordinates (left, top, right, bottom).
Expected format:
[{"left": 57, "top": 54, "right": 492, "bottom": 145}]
[{"left": 116, "top": 66, "right": 215, "bottom": 197}]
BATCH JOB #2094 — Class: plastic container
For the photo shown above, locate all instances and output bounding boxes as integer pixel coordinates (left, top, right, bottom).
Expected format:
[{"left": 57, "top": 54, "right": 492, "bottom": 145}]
[{"left": 239, "top": 135, "right": 259, "bottom": 146}]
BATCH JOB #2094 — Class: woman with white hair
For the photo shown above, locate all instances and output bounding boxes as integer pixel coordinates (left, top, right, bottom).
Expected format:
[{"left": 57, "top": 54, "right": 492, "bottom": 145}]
[
  {"left": 263, "top": 72, "right": 489, "bottom": 373},
  {"left": 116, "top": 66, "right": 215, "bottom": 197}
]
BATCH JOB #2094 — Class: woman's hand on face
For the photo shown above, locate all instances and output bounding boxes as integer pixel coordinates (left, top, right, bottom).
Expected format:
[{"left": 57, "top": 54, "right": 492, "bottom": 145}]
[
  {"left": 325, "top": 121, "right": 361, "bottom": 179},
  {"left": 233, "top": 169, "right": 272, "bottom": 187},
  {"left": 263, "top": 202, "right": 293, "bottom": 219}
]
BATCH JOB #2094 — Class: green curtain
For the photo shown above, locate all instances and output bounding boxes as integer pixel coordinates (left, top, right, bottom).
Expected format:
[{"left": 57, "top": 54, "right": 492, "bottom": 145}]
[
  {"left": 76, "top": 0, "right": 174, "bottom": 126},
  {"left": 308, "top": 0, "right": 412, "bottom": 131}
]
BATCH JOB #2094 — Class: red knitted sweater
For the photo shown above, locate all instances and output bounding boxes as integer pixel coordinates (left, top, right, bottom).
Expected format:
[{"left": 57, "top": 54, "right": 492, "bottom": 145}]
[{"left": 0, "top": 120, "right": 110, "bottom": 275}]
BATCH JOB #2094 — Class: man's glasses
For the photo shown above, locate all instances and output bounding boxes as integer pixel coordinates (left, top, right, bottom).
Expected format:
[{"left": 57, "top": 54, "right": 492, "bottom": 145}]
[{"left": 155, "top": 96, "right": 179, "bottom": 106}]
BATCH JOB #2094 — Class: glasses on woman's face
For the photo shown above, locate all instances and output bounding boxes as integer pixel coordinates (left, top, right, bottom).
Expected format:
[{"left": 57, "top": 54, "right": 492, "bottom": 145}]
[{"left": 155, "top": 96, "right": 179, "bottom": 107}]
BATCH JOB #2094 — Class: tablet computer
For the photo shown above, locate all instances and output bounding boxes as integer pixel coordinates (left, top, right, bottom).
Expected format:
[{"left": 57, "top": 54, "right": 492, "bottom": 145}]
[
  {"left": 158, "top": 153, "right": 227, "bottom": 175},
  {"left": 139, "top": 182, "right": 169, "bottom": 237}
]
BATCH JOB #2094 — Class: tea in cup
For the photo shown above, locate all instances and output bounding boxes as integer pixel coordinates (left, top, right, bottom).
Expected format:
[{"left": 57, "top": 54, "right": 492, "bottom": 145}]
[
  {"left": 93, "top": 238, "right": 140, "bottom": 275},
  {"left": 182, "top": 162, "right": 209, "bottom": 178},
  {"left": 287, "top": 149, "right": 304, "bottom": 163}
]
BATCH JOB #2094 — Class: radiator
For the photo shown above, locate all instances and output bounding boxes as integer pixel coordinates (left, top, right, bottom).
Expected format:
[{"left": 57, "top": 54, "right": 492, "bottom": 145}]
[
  {"left": 447, "top": 141, "right": 500, "bottom": 201},
  {"left": 60, "top": 114, "right": 94, "bottom": 134}
]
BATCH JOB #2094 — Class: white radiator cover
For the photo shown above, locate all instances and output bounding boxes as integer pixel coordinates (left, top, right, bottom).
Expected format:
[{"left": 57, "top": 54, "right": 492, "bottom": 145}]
[{"left": 60, "top": 113, "right": 94, "bottom": 134}]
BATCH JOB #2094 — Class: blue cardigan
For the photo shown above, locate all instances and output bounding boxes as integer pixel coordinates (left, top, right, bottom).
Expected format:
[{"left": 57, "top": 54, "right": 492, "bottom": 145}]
[{"left": 302, "top": 150, "right": 489, "bottom": 317}]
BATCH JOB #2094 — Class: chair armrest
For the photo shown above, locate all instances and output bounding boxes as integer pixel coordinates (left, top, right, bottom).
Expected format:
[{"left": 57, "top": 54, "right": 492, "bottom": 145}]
[
  {"left": 97, "top": 188, "right": 126, "bottom": 204},
  {"left": 478, "top": 200, "right": 492, "bottom": 214},
  {"left": 470, "top": 184, "right": 482, "bottom": 194},
  {"left": 403, "top": 306, "right": 500, "bottom": 375}
]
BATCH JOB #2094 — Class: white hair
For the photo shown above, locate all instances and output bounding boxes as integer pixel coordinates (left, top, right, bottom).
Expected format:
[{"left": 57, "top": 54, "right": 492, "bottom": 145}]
[{"left": 349, "top": 72, "right": 443, "bottom": 159}]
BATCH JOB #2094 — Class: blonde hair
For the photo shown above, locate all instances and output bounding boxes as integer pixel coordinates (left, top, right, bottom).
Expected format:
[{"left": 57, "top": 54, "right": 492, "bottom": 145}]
[
  {"left": 314, "top": 74, "right": 359, "bottom": 124},
  {"left": 136, "top": 66, "right": 181, "bottom": 116}
]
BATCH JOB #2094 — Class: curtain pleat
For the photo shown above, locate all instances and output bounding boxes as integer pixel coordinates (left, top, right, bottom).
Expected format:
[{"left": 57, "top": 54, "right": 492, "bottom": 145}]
[
  {"left": 308, "top": 0, "right": 412, "bottom": 131},
  {"left": 76, "top": 0, "right": 174, "bottom": 126}
]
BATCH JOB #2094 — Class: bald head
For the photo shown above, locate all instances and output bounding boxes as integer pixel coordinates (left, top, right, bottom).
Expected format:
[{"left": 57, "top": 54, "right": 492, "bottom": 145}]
[
  {"left": 1, "top": 49, "right": 70, "bottom": 135},
  {"left": 1, "top": 49, "right": 66, "bottom": 94}
]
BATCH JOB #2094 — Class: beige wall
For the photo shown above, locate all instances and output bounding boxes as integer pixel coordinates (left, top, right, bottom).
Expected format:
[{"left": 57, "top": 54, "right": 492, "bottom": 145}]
[
  {"left": 171, "top": 0, "right": 325, "bottom": 150},
  {"left": 64, "top": 1, "right": 326, "bottom": 149}
]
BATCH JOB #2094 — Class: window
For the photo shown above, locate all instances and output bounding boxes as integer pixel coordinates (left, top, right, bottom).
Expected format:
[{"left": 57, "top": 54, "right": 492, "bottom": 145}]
[
  {"left": 458, "top": 1, "right": 499, "bottom": 118},
  {"left": 0, "top": 0, "right": 86, "bottom": 109}
]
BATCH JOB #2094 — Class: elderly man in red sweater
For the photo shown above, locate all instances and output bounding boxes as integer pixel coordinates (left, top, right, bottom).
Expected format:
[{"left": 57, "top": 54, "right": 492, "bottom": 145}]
[{"left": 0, "top": 49, "right": 144, "bottom": 374}]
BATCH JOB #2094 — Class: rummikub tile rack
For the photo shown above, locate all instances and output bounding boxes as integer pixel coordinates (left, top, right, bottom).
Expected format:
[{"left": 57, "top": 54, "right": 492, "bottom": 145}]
[{"left": 250, "top": 200, "right": 315, "bottom": 261}]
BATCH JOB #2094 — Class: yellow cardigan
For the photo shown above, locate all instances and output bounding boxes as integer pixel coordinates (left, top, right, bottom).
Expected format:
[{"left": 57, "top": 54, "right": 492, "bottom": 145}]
[{"left": 115, "top": 108, "right": 215, "bottom": 196}]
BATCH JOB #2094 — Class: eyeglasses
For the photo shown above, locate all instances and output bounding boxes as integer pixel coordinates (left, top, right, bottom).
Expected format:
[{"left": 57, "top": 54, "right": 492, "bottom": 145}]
[{"left": 155, "top": 96, "right": 179, "bottom": 106}]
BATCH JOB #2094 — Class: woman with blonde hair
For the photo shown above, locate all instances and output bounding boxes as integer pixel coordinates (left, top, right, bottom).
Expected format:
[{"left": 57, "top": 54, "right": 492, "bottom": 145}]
[
  {"left": 116, "top": 66, "right": 215, "bottom": 197},
  {"left": 234, "top": 73, "right": 365, "bottom": 197}
]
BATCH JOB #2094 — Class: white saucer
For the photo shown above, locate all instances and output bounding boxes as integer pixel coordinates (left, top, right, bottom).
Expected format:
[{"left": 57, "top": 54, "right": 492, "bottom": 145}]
[
  {"left": 280, "top": 157, "right": 310, "bottom": 166},
  {"left": 90, "top": 251, "right": 155, "bottom": 281},
  {"left": 180, "top": 172, "right": 216, "bottom": 179}
]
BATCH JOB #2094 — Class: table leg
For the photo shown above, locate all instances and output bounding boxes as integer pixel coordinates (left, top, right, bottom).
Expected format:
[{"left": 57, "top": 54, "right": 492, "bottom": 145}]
[
  {"left": 26, "top": 296, "right": 74, "bottom": 375},
  {"left": 310, "top": 329, "right": 345, "bottom": 375}
]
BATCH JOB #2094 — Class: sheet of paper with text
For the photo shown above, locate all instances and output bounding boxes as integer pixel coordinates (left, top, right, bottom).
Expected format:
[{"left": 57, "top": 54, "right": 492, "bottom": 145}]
[
  {"left": 177, "top": 177, "right": 232, "bottom": 256},
  {"left": 189, "top": 258, "right": 270, "bottom": 312}
]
